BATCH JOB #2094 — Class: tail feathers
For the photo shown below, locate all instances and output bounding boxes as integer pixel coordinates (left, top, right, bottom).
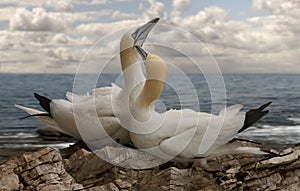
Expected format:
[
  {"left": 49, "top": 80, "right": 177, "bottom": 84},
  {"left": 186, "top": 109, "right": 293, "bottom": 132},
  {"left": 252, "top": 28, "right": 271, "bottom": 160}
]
[
  {"left": 15, "top": 104, "right": 64, "bottom": 133},
  {"left": 15, "top": 104, "right": 44, "bottom": 115},
  {"left": 15, "top": 104, "right": 51, "bottom": 119},
  {"left": 34, "top": 93, "right": 52, "bottom": 117},
  {"left": 238, "top": 102, "right": 271, "bottom": 133},
  {"left": 66, "top": 91, "right": 82, "bottom": 102},
  {"left": 219, "top": 104, "right": 243, "bottom": 116}
]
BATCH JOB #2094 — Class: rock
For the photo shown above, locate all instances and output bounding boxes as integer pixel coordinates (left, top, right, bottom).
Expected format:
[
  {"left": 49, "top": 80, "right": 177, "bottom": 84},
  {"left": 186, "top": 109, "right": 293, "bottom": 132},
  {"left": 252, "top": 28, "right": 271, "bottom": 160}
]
[
  {"left": 1, "top": 140, "right": 300, "bottom": 190},
  {"left": 216, "top": 144, "right": 300, "bottom": 190},
  {"left": 0, "top": 147, "right": 39, "bottom": 164},
  {"left": 0, "top": 147, "right": 83, "bottom": 191},
  {"left": 0, "top": 171, "right": 21, "bottom": 190},
  {"left": 60, "top": 140, "right": 91, "bottom": 158},
  {"left": 95, "top": 146, "right": 164, "bottom": 169},
  {"left": 115, "top": 178, "right": 131, "bottom": 189},
  {"left": 87, "top": 183, "right": 119, "bottom": 191},
  {"left": 61, "top": 145, "right": 164, "bottom": 189},
  {"left": 64, "top": 148, "right": 113, "bottom": 183},
  {"left": 141, "top": 166, "right": 221, "bottom": 190}
]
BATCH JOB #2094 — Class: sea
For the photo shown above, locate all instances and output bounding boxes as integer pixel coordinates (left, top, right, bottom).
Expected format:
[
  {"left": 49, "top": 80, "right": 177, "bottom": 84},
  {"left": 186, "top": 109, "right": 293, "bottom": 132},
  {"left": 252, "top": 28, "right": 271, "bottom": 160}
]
[{"left": 0, "top": 73, "right": 300, "bottom": 150}]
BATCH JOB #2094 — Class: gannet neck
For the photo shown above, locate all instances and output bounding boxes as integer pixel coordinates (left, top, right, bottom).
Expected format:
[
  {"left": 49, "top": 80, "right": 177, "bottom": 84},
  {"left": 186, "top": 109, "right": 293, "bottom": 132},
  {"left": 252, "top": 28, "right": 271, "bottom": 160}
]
[
  {"left": 120, "top": 48, "right": 138, "bottom": 71},
  {"left": 134, "top": 53, "right": 166, "bottom": 121},
  {"left": 120, "top": 32, "right": 145, "bottom": 92}
]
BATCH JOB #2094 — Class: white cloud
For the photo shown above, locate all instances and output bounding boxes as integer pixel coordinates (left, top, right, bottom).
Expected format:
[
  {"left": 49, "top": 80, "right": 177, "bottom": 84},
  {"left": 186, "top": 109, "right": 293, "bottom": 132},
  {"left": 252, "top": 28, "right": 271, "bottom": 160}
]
[
  {"left": 76, "top": 19, "right": 139, "bottom": 35},
  {"left": 171, "top": 0, "right": 190, "bottom": 17},
  {"left": 91, "top": 0, "right": 108, "bottom": 4},
  {"left": 9, "top": 8, "right": 70, "bottom": 32},
  {"left": 0, "top": 7, "right": 17, "bottom": 21},
  {"left": 0, "top": 29, "right": 93, "bottom": 73},
  {"left": 38, "top": 0, "right": 74, "bottom": 12},
  {"left": 0, "top": 0, "right": 33, "bottom": 7},
  {"left": 139, "top": 0, "right": 167, "bottom": 19},
  {"left": 51, "top": 34, "right": 93, "bottom": 45},
  {"left": 8, "top": 8, "right": 106, "bottom": 32},
  {"left": 112, "top": 10, "right": 136, "bottom": 19},
  {"left": 46, "top": 47, "right": 81, "bottom": 62},
  {"left": 74, "top": 0, "right": 108, "bottom": 5},
  {"left": 253, "top": 0, "right": 300, "bottom": 19},
  {"left": 159, "top": 2, "right": 300, "bottom": 73},
  {"left": 1, "top": 0, "right": 300, "bottom": 73}
]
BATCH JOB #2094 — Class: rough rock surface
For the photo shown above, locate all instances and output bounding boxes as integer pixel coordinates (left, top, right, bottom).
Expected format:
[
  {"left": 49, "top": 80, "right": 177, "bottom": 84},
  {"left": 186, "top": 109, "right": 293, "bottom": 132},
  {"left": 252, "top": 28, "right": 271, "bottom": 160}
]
[
  {"left": 0, "top": 147, "right": 83, "bottom": 191},
  {"left": 1, "top": 141, "right": 300, "bottom": 190}
]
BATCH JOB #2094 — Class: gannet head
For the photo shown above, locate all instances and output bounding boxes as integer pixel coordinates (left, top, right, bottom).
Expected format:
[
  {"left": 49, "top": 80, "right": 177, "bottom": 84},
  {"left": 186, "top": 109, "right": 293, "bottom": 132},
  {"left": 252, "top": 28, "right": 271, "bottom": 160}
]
[{"left": 120, "top": 18, "right": 159, "bottom": 71}]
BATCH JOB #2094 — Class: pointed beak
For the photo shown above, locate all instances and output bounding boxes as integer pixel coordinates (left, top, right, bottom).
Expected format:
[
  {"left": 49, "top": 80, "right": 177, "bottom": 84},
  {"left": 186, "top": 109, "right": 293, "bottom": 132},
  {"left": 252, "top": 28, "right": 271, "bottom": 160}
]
[
  {"left": 132, "top": 18, "right": 159, "bottom": 47},
  {"left": 135, "top": 45, "right": 148, "bottom": 62}
]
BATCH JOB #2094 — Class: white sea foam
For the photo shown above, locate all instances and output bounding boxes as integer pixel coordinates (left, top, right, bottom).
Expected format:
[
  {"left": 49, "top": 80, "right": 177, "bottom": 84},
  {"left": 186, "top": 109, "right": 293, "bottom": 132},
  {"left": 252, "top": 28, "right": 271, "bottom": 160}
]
[
  {"left": 288, "top": 117, "right": 300, "bottom": 123},
  {"left": 0, "top": 132, "right": 38, "bottom": 139},
  {"left": 238, "top": 124, "right": 300, "bottom": 148},
  {"left": 0, "top": 142, "right": 73, "bottom": 149},
  {"left": 240, "top": 125, "right": 300, "bottom": 136}
]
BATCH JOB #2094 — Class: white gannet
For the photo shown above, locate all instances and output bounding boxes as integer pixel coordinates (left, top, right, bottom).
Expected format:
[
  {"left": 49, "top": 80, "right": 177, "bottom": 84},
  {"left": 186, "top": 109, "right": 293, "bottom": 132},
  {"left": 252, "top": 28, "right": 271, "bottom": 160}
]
[
  {"left": 128, "top": 46, "right": 271, "bottom": 161},
  {"left": 15, "top": 18, "right": 160, "bottom": 146}
]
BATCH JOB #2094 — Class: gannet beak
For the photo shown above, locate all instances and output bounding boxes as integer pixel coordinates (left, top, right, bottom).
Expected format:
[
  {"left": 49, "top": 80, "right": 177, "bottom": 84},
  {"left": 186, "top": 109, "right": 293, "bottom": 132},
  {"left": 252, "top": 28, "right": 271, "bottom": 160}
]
[
  {"left": 135, "top": 45, "right": 148, "bottom": 62},
  {"left": 132, "top": 18, "right": 159, "bottom": 47}
]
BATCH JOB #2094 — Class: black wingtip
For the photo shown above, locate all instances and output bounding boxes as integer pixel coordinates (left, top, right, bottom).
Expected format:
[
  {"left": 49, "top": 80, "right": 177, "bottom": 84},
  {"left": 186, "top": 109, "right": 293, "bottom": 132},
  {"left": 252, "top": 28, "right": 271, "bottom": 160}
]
[
  {"left": 258, "top": 101, "right": 272, "bottom": 111},
  {"left": 238, "top": 102, "right": 272, "bottom": 133},
  {"left": 34, "top": 93, "right": 52, "bottom": 117}
]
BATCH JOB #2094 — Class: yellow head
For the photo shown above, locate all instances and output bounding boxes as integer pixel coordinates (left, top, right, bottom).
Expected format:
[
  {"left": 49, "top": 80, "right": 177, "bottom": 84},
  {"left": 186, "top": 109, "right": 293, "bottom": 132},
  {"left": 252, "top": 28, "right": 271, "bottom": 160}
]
[{"left": 119, "top": 18, "right": 159, "bottom": 71}]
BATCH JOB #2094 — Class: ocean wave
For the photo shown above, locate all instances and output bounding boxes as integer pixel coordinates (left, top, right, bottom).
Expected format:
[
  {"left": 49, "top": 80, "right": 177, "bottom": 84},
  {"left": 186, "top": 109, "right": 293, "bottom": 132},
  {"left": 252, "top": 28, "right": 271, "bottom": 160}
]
[
  {"left": 288, "top": 117, "right": 300, "bottom": 123},
  {"left": 0, "top": 142, "right": 73, "bottom": 149},
  {"left": 240, "top": 125, "right": 300, "bottom": 135},
  {"left": 238, "top": 124, "right": 300, "bottom": 148},
  {"left": 0, "top": 132, "right": 38, "bottom": 139}
]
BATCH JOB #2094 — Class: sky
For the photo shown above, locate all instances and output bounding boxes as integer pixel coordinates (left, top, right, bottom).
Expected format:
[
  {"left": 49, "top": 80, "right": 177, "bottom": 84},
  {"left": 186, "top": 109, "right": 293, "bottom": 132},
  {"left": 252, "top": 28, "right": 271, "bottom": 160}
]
[{"left": 0, "top": 0, "right": 299, "bottom": 73}]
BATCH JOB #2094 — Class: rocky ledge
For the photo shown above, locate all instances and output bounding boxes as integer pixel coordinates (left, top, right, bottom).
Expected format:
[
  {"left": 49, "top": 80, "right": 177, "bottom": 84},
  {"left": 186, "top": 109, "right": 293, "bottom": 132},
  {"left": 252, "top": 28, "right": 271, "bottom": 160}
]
[{"left": 0, "top": 140, "right": 300, "bottom": 191}]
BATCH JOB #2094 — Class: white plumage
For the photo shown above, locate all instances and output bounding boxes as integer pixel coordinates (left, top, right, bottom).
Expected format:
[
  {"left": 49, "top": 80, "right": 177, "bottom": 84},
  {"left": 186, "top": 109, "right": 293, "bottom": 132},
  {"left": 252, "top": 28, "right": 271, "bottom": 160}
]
[
  {"left": 16, "top": 18, "right": 160, "bottom": 147},
  {"left": 126, "top": 50, "right": 270, "bottom": 161}
]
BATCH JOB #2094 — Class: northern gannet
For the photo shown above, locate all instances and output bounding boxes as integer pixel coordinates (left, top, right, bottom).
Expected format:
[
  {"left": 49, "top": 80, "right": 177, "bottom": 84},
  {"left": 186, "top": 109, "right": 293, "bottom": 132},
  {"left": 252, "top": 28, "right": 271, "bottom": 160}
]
[
  {"left": 127, "top": 46, "right": 271, "bottom": 161},
  {"left": 15, "top": 18, "right": 160, "bottom": 146}
]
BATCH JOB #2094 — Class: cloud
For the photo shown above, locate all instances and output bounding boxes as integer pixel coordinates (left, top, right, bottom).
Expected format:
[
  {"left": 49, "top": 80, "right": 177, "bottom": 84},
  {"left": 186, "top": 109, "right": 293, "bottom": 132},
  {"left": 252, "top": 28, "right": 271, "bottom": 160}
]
[
  {"left": 1, "top": 0, "right": 300, "bottom": 73},
  {"left": 252, "top": 0, "right": 299, "bottom": 15},
  {"left": 9, "top": 8, "right": 70, "bottom": 32},
  {"left": 171, "top": 0, "right": 190, "bottom": 17},
  {"left": 91, "top": 0, "right": 108, "bottom": 4},
  {"left": 51, "top": 34, "right": 93, "bottom": 45},
  {"left": 46, "top": 47, "right": 81, "bottom": 62},
  {"left": 0, "top": 29, "right": 93, "bottom": 73},
  {"left": 0, "top": 1, "right": 33, "bottom": 7},
  {"left": 154, "top": 2, "right": 300, "bottom": 73},
  {"left": 0, "top": 1, "right": 73, "bottom": 13},
  {"left": 8, "top": 8, "right": 105, "bottom": 32},
  {"left": 74, "top": 0, "right": 108, "bottom": 5},
  {"left": 112, "top": 10, "right": 136, "bottom": 19},
  {"left": 139, "top": 0, "right": 167, "bottom": 19},
  {"left": 177, "top": 6, "right": 229, "bottom": 27},
  {"left": 0, "top": 7, "right": 17, "bottom": 21},
  {"left": 76, "top": 19, "right": 139, "bottom": 35},
  {"left": 38, "top": 0, "right": 73, "bottom": 12}
]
